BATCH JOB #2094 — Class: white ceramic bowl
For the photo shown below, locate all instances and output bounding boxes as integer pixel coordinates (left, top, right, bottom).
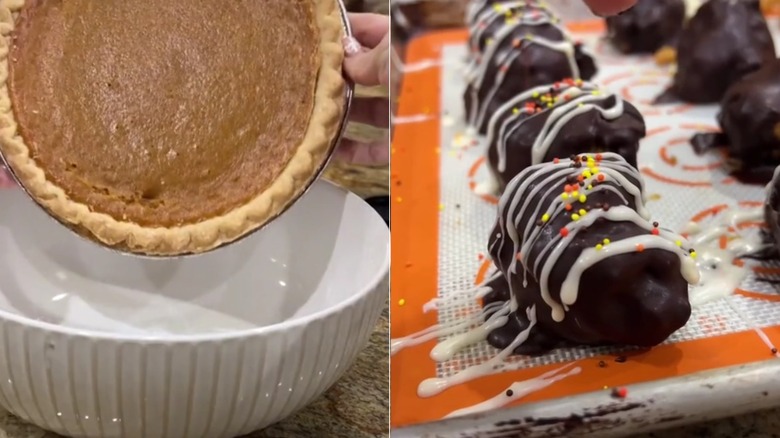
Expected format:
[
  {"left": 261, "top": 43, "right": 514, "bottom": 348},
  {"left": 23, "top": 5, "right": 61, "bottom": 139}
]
[{"left": 0, "top": 180, "right": 389, "bottom": 438}]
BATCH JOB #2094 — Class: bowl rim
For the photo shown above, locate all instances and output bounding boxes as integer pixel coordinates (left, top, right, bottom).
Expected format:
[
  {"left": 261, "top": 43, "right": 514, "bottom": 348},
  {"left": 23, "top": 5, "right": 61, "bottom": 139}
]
[{"left": 0, "top": 181, "right": 390, "bottom": 343}]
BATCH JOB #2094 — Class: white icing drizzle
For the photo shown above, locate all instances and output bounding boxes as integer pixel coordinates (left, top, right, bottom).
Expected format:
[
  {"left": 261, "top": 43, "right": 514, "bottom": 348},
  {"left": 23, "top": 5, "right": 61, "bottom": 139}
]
[
  {"left": 431, "top": 301, "right": 511, "bottom": 362},
  {"left": 683, "top": 206, "right": 769, "bottom": 307},
  {"left": 464, "top": 1, "right": 583, "bottom": 130},
  {"left": 443, "top": 363, "right": 582, "bottom": 418},
  {"left": 390, "top": 300, "right": 504, "bottom": 357},
  {"left": 486, "top": 82, "right": 628, "bottom": 173},
  {"left": 493, "top": 153, "right": 689, "bottom": 322},
  {"left": 418, "top": 305, "right": 538, "bottom": 398}
]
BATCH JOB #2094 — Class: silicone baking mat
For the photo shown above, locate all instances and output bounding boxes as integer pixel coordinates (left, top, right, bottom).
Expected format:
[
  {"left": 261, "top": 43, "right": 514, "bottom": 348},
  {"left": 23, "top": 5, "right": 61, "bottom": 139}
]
[{"left": 391, "top": 18, "right": 780, "bottom": 431}]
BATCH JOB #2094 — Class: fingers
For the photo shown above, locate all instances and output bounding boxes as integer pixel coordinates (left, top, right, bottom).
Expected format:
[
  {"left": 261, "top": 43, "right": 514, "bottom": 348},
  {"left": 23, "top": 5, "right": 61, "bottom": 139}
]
[
  {"left": 347, "top": 13, "right": 390, "bottom": 49},
  {"left": 334, "top": 137, "right": 389, "bottom": 166},
  {"left": 343, "top": 34, "right": 390, "bottom": 87},
  {"left": 0, "top": 165, "right": 16, "bottom": 189},
  {"left": 582, "top": 0, "right": 637, "bottom": 16},
  {"left": 349, "top": 97, "right": 390, "bottom": 127}
]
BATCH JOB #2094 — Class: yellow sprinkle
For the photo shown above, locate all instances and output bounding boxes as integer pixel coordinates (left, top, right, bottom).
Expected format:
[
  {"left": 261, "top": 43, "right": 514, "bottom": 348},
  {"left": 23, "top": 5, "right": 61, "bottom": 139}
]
[
  {"left": 690, "top": 251, "right": 698, "bottom": 259},
  {"left": 547, "top": 103, "right": 553, "bottom": 108},
  {"left": 579, "top": 194, "right": 587, "bottom": 203},
  {"left": 439, "top": 203, "right": 445, "bottom": 211},
  {"left": 513, "top": 108, "right": 520, "bottom": 115},
  {"left": 591, "top": 90, "right": 601, "bottom": 96},
  {"left": 587, "top": 161, "right": 596, "bottom": 169},
  {"left": 578, "top": 103, "right": 584, "bottom": 108},
  {"left": 582, "top": 170, "right": 592, "bottom": 178},
  {"left": 588, "top": 184, "right": 593, "bottom": 190},
  {"left": 592, "top": 167, "right": 600, "bottom": 174},
  {"left": 541, "top": 213, "right": 550, "bottom": 223},
  {"left": 587, "top": 156, "right": 595, "bottom": 162},
  {"left": 603, "top": 238, "right": 610, "bottom": 245},
  {"left": 391, "top": 148, "right": 396, "bottom": 155},
  {"left": 595, "top": 244, "right": 603, "bottom": 251},
  {"left": 579, "top": 209, "right": 587, "bottom": 216},
  {"left": 396, "top": 197, "right": 403, "bottom": 203},
  {"left": 561, "top": 193, "right": 569, "bottom": 200},
  {"left": 487, "top": 38, "right": 494, "bottom": 45},
  {"left": 572, "top": 191, "right": 579, "bottom": 198},
  {"left": 603, "top": 385, "right": 609, "bottom": 390},
  {"left": 572, "top": 213, "right": 580, "bottom": 221},
  {"left": 675, "top": 240, "right": 682, "bottom": 247},
  {"left": 525, "top": 33, "right": 534, "bottom": 40},
  {"left": 398, "top": 299, "right": 406, "bottom": 306},
  {"left": 532, "top": 91, "right": 540, "bottom": 98}
]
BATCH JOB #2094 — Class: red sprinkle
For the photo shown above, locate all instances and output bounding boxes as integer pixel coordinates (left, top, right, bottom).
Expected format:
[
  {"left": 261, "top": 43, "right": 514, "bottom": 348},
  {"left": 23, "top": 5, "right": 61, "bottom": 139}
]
[
  {"left": 651, "top": 228, "right": 660, "bottom": 236},
  {"left": 553, "top": 158, "right": 560, "bottom": 164},
  {"left": 564, "top": 184, "right": 573, "bottom": 193},
  {"left": 612, "top": 387, "right": 628, "bottom": 398},
  {"left": 560, "top": 228, "right": 569, "bottom": 237},
  {"left": 595, "top": 153, "right": 603, "bottom": 162},
  {"left": 565, "top": 204, "right": 573, "bottom": 211},
  {"left": 597, "top": 174, "right": 605, "bottom": 182},
  {"left": 478, "top": 253, "right": 485, "bottom": 261}
]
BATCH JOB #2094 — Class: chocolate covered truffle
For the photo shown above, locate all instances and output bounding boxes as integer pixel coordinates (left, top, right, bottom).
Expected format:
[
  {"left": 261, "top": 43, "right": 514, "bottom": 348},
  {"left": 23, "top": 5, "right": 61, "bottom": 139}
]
[
  {"left": 605, "top": 0, "right": 686, "bottom": 54},
  {"left": 464, "top": 1, "right": 597, "bottom": 134},
  {"left": 657, "top": 0, "right": 775, "bottom": 104},
  {"left": 485, "top": 80, "right": 645, "bottom": 192},
  {"left": 691, "top": 58, "right": 780, "bottom": 183},
  {"left": 484, "top": 153, "right": 699, "bottom": 354}
]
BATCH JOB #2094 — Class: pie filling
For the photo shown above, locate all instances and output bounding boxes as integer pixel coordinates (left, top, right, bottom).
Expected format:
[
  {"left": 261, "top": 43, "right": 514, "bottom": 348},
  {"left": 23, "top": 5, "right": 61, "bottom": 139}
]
[{"left": 9, "top": 0, "right": 321, "bottom": 227}]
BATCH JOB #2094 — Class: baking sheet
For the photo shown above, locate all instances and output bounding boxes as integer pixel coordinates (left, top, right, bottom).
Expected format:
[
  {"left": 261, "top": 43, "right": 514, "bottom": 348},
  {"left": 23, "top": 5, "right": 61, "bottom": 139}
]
[{"left": 391, "top": 18, "right": 780, "bottom": 437}]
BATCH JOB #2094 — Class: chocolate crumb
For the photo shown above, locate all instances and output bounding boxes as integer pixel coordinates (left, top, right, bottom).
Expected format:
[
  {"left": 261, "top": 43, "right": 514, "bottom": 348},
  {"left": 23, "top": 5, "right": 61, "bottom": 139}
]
[
  {"left": 598, "top": 360, "right": 606, "bottom": 368},
  {"left": 506, "top": 389, "right": 514, "bottom": 397},
  {"left": 615, "top": 356, "right": 627, "bottom": 363}
]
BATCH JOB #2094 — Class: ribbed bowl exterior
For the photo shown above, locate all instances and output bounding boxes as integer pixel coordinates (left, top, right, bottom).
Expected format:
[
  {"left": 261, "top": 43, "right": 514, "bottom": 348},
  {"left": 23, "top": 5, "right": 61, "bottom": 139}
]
[{"left": 0, "top": 275, "right": 387, "bottom": 438}]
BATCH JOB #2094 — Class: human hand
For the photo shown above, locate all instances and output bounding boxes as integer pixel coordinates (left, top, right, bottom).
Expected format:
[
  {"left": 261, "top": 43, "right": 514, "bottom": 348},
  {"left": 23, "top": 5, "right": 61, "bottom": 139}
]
[
  {"left": 335, "top": 13, "right": 390, "bottom": 166},
  {"left": 582, "top": 0, "right": 637, "bottom": 16}
]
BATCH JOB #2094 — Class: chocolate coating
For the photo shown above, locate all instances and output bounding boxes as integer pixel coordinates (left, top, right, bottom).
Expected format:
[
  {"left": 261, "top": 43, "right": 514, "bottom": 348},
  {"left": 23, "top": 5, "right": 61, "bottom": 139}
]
[
  {"left": 484, "top": 155, "right": 692, "bottom": 354},
  {"left": 486, "top": 83, "right": 645, "bottom": 192},
  {"left": 766, "top": 167, "right": 780, "bottom": 253},
  {"left": 691, "top": 58, "right": 780, "bottom": 184},
  {"left": 605, "top": 0, "right": 686, "bottom": 54},
  {"left": 657, "top": 0, "right": 775, "bottom": 104},
  {"left": 464, "top": 2, "right": 597, "bottom": 134}
]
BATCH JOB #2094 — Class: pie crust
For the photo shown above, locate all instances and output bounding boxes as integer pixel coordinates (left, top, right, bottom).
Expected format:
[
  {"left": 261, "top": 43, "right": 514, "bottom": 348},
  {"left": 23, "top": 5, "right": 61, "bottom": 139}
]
[{"left": 0, "top": 0, "right": 346, "bottom": 255}]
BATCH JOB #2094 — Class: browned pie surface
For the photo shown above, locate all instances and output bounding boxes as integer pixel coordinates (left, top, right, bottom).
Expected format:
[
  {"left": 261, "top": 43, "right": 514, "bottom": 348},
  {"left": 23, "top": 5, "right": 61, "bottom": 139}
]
[{"left": 9, "top": 0, "right": 320, "bottom": 227}]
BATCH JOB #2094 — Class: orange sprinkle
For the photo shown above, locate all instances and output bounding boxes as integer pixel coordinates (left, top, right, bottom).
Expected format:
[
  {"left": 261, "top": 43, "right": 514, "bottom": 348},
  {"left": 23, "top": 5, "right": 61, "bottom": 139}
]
[
  {"left": 597, "top": 174, "right": 605, "bottom": 182},
  {"left": 564, "top": 184, "right": 573, "bottom": 193},
  {"left": 478, "top": 253, "right": 485, "bottom": 261},
  {"left": 515, "top": 253, "right": 522, "bottom": 261},
  {"left": 595, "top": 153, "right": 603, "bottom": 161},
  {"left": 636, "top": 244, "right": 645, "bottom": 252},
  {"left": 553, "top": 158, "right": 560, "bottom": 164},
  {"left": 577, "top": 175, "right": 584, "bottom": 183},
  {"left": 565, "top": 204, "right": 573, "bottom": 211}
]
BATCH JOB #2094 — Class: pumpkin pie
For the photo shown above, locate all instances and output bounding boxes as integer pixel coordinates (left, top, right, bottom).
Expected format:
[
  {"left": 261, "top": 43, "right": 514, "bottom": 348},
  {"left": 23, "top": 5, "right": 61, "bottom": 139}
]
[{"left": 0, "top": 0, "right": 346, "bottom": 255}]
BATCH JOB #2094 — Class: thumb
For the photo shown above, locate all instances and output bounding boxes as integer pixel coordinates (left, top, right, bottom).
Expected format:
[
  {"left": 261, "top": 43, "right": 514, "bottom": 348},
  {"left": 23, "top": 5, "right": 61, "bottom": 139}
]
[{"left": 343, "top": 35, "right": 390, "bottom": 88}]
